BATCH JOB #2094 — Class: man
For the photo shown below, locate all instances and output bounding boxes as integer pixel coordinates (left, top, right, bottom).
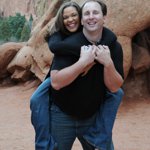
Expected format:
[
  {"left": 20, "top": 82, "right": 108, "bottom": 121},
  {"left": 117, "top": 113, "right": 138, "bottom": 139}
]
[{"left": 50, "top": 0, "right": 124, "bottom": 149}]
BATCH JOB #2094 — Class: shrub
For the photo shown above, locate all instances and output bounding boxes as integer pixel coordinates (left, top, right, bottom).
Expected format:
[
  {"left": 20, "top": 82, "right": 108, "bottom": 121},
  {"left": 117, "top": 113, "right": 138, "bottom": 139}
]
[
  {"left": 0, "top": 18, "right": 11, "bottom": 41},
  {"left": 0, "top": 13, "right": 32, "bottom": 43},
  {"left": 20, "top": 22, "right": 31, "bottom": 41},
  {"left": 8, "top": 13, "right": 26, "bottom": 38}
]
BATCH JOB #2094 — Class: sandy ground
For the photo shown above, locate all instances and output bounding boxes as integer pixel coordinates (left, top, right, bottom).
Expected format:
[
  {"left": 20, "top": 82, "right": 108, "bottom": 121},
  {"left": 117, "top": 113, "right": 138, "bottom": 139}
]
[{"left": 0, "top": 83, "right": 150, "bottom": 150}]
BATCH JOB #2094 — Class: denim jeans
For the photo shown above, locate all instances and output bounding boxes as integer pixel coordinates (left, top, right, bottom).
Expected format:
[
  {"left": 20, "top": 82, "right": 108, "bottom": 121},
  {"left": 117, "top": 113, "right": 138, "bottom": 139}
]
[
  {"left": 83, "top": 89, "right": 124, "bottom": 150},
  {"left": 30, "top": 78, "right": 56, "bottom": 150},
  {"left": 50, "top": 104, "right": 97, "bottom": 150},
  {"left": 30, "top": 77, "right": 123, "bottom": 150}
]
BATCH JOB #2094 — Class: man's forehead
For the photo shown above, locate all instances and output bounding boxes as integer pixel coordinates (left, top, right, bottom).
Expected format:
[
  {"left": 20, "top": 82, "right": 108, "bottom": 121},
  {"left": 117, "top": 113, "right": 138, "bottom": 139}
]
[{"left": 82, "top": 1, "right": 101, "bottom": 11}]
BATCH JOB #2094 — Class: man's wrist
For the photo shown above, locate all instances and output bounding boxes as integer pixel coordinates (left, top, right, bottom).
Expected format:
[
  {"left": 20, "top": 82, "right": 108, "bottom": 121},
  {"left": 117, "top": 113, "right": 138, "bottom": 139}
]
[{"left": 104, "top": 59, "right": 113, "bottom": 68}]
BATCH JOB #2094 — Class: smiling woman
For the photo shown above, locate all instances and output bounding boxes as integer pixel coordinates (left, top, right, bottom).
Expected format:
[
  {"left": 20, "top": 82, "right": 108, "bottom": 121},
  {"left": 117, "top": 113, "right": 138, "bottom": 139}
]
[
  {"left": 30, "top": 1, "right": 82, "bottom": 150},
  {"left": 54, "top": 1, "right": 81, "bottom": 35},
  {"left": 63, "top": 6, "right": 80, "bottom": 32}
]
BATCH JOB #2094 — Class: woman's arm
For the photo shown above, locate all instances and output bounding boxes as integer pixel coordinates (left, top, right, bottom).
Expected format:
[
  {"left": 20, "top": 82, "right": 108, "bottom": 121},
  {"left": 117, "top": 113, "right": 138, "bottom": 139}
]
[{"left": 48, "top": 32, "right": 80, "bottom": 56}]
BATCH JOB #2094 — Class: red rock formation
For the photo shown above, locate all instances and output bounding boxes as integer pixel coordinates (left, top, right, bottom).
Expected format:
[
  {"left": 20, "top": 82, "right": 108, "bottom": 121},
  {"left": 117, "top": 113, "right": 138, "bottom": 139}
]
[
  {"left": 0, "top": 42, "right": 25, "bottom": 79},
  {"left": 0, "top": 0, "right": 149, "bottom": 98}
]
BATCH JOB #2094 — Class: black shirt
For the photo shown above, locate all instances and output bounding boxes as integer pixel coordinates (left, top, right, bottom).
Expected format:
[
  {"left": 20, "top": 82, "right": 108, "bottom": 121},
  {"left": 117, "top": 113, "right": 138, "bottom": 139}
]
[{"left": 49, "top": 28, "right": 124, "bottom": 119}]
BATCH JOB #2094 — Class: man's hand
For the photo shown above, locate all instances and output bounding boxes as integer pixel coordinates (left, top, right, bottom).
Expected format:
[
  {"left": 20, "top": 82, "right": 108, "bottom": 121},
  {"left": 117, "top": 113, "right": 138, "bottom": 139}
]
[{"left": 95, "top": 45, "right": 113, "bottom": 67}]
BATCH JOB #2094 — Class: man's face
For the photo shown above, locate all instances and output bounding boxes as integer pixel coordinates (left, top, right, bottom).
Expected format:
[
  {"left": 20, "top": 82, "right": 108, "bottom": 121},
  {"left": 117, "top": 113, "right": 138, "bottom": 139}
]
[{"left": 81, "top": 1, "right": 105, "bottom": 33}]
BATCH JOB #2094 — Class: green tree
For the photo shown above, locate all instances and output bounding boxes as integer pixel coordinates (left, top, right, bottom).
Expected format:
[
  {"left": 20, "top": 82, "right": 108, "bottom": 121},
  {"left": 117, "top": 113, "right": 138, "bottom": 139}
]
[
  {"left": 15, "top": 27, "right": 22, "bottom": 40},
  {"left": 0, "top": 19, "right": 11, "bottom": 41},
  {"left": 29, "top": 14, "right": 33, "bottom": 30},
  {"left": 20, "top": 22, "right": 31, "bottom": 41},
  {"left": 8, "top": 13, "right": 26, "bottom": 38},
  {"left": 0, "top": 13, "right": 31, "bottom": 42}
]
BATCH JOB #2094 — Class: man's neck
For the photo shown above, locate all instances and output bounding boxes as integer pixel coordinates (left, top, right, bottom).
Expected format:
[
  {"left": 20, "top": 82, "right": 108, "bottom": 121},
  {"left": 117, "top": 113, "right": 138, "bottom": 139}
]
[{"left": 83, "top": 28, "right": 103, "bottom": 44}]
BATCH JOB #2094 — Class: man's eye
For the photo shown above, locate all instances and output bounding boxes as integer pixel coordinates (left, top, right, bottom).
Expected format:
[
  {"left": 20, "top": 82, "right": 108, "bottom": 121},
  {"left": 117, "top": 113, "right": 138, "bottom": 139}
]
[
  {"left": 84, "top": 12, "right": 89, "bottom": 16},
  {"left": 93, "top": 11, "right": 99, "bottom": 14}
]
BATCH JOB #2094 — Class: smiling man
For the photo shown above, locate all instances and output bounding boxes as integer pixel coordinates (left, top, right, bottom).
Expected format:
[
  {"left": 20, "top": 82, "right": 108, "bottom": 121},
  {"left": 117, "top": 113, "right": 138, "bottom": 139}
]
[
  {"left": 50, "top": 0, "right": 124, "bottom": 150},
  {"left": 81, "top": 1, "right": 123, "bottom": 91}
]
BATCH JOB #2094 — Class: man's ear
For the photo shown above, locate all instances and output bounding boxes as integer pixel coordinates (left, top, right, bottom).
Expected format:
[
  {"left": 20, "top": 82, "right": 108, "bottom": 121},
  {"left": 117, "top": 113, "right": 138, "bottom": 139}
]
[{"left": 103, "top": 16, "right": 107, "bottom": 24}]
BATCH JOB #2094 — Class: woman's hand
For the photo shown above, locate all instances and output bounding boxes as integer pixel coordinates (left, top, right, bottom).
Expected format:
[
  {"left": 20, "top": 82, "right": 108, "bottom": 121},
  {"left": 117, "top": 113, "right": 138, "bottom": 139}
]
[
  {"left": 81, "top": 62, "right": 95, "bottom": 76},
  {"left": 79, "top": 45, "right": 95, "bottom": 66}
]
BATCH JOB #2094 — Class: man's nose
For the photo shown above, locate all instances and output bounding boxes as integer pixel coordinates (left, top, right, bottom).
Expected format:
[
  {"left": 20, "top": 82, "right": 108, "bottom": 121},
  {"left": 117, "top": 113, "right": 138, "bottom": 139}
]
[{"left": 89, "top": 13, "right": 94, "bottom": 19}]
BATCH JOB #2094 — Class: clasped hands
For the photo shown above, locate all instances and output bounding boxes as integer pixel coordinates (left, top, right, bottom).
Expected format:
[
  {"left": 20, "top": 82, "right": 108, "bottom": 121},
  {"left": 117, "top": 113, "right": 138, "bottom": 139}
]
[{"left": 80, "top": 45, "right": 112, "bottom": 76}]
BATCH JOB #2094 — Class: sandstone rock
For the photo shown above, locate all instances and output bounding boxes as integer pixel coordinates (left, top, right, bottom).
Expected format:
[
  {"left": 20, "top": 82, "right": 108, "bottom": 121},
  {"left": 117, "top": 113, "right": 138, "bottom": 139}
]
[
  {"left": 123, "top": 72, "right": 149, "bottom": 98},
  {"left": 10, "top": 69, "right": 33, "bottom": 82},
  {"left": 0, "top": 42, "right": 25, "bottom": 79},
  {"left": 0, "top": 0, "right": 150, "bottom": 97},
  {"left": 132, "top": 43, "right": 150, "bottom": 74},
  {"left": 31, "top": 42, "right": 53, "bottom": 81},
  {"left": 0, "top": 0, "right": 36, "bottom": 18},
  {"left": 133, "top": 28, "right": 150, "bottom": 52},
  {"left": 103, "top": 0, "right": 150, "bottom": 38},
  {"left": 7, "top": 46, "right": 34, "bottom": 80},
  {"left": 117, "top": 36, "right": 132, "bottom": 78}
]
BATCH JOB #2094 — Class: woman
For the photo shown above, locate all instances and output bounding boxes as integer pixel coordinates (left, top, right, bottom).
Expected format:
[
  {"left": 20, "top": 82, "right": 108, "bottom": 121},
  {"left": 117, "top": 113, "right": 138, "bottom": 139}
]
[
  {"left": 30, "top": 3, "right": 81, "bottom": 150},
  {"left": 30, "top": 1, "right": 123, "bottom": 150}
]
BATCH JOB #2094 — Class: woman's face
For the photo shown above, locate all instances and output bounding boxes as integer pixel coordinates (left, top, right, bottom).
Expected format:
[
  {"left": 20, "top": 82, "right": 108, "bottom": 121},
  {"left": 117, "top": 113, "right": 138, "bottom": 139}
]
[{"left": 63, "top": 6, "right": 80, "bottom": 33}]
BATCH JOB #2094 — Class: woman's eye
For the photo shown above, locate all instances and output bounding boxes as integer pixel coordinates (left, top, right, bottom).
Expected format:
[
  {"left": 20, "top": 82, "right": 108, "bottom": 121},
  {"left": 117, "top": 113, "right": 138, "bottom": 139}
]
[
  {"left": 72, "top": 14, "right": 77, "bottom": 17},
  {"left": 63, "top": 16, "right": 68, "bottom": 20}
]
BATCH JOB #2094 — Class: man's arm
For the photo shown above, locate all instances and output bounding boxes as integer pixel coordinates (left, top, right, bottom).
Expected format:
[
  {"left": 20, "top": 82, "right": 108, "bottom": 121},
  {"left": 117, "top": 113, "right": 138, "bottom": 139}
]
[
  {"left": 103, "top": 60, "right": 124, "bottom": 92},
  {"left": 51, "top": 46, "right": 95, "bottom": 90},
  {"left": 95, "top": 44, "right": 124, "bottom": 92}
]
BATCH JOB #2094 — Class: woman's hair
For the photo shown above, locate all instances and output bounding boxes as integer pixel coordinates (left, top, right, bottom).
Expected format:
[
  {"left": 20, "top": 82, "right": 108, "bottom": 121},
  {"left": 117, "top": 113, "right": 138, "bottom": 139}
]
[
  {"left": 81, "top": 0, "right": 107, "bottom": 16},
  {"left": 54, "top": 1, "right": 81, "bottom": 35}
]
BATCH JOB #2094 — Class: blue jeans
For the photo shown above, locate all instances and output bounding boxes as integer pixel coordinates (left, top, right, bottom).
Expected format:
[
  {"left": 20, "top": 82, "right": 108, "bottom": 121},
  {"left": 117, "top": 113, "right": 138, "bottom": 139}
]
[
  {"left": 30, "top": 78, "right": 56, "bottom": 150},
  {"left": 50, "top": 103, "right": 115, "bottom": 150},
  {"left": 30, "top": 77, "right": 123, "bottom": 150},
  {"left": 83, "top": 89, "right": 124, "bottom": 150},
  {"left": 50, "top": 104, "right": 97, "bottom": 150}
]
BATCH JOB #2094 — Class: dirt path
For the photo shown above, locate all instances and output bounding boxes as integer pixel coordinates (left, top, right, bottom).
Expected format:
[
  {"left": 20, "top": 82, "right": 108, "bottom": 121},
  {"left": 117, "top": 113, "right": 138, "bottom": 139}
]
[{"left": 0, "top": 83, "right": 150, "bottom": 150}]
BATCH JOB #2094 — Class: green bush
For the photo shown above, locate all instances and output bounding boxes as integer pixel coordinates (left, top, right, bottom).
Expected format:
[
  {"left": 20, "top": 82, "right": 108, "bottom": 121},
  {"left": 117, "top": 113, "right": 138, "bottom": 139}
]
[
  {"left": 20, "top": 22, "right": 31, "bottom": 41},
  {"left": 0, "top": 18, "right": 11, "bottom": 41},
  {"left": 8, "top": 13, "right": 26, "bottom": 38},
  {"left": 0, "top": 13, "right": 32, "bottom": 43}
]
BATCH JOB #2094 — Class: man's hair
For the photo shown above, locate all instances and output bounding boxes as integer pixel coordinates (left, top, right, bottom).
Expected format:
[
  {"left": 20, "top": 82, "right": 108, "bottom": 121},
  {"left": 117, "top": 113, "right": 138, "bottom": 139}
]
[
  {"left": 81, "top": 0, "right": 107, "bottom": 16},
  {"left": 54, "top": 1, "right": 81, "bottom": 35}
]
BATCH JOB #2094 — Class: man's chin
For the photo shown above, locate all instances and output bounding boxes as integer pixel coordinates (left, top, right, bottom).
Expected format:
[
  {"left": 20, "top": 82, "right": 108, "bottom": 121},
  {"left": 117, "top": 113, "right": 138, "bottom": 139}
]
[{"left": 86, "top": 28, "right": 97, "bottom": 32}]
